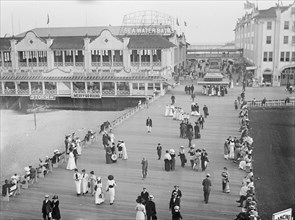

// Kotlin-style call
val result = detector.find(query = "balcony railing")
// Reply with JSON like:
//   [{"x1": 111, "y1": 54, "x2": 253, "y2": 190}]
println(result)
[
  {"x1": 102, "y1": 90, "x2": 115, "y2": 96},
  {"x1": 65, "y1": 62, "x2": 74, "y2": 67},
  {"x1": 39, "y1": 62, "x2": 48, "y2": 67},
  {"x1": 91, "y1": 62, "x2": 101, "y2": 67},
  {"x1": 45, "y1": 89, "x2": 57, "y2": 95},
  {"x1": 75, "y1": 62, "x2": 84, "y2": 67},
  {"x1": 102, "y1": 62, "x2": 111, "y2": 67},
  {"x1": 54, "y1": 62, "x2": 63, "y2": 67},
  {"x1": 31, "y1": 89, "x2": 43, "y2": 95},
  {"x1": 18, "y1": 89, "x2": 30, "y2": 95},
  {"x1": 4, "y1": 89, "x2": 16, "y2": 95},
  {"x1": 58, "y1": 90, "x2": 71, "y2": 95},
  {"x1": 73, "y1": 89, "x2": 85, "y2": 94},
  {"x1": 113, "y1": 62, "x2": 123, "y2": 67},
  {"x1": 153, "y1": 61, "x2": 161, "y2": 66},
  {"x1": 3, "y1": 62, "x2": 12, "y2": 68},
  {"x1": 28, "y1": 62, "x2": 37, "y2": 67},
  {"x1": 117, "y1": 90, "x2": 130, "y2": 96},
  {"x1": 131, "y1": 62, "x2": 140, "y2": 67},
  {"x1": 141, "y1": 62, "x2": 150, "y2": 67}
]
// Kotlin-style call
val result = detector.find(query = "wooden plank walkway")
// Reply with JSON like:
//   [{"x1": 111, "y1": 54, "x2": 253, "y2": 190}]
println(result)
[{"x1": 0, "y1": 85, "x2": 288, "y2": 220}]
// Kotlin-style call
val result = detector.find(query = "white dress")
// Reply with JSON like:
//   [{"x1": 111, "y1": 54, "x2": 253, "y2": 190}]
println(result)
[
  {"x1": 135, "y1": 203, "x2": 146, "y2": 220},
  {"x1": 66, "y1": 152, "x2": 76, "y2": 170},
  {"x1": 165, "y1": 105, "x2": 169, "y2": 116},
  {"x1": 76, "y1": 140, "x2": 82, "y2": 155},
  {"x1": 81, "y1": 173, "x2": 89, "y2": 194},
  {"x1": 106, "y1": 180, "x2": 116, "y2": 204},
  {"x1": 122, "y1": 143, "x2": 128, "y2": 160},
  {"x1": 95, "y1": 183, "x2": 105, "y2": 204},
  {"x1": 228, "y1": 142, "x2": 235, "y2": 159},
  {"x1": 73, "y1": 172, "x2": 82, "y2": 194}
]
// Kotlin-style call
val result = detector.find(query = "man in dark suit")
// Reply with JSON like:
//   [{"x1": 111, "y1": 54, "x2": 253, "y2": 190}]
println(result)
[
  {"x1": 146, "y1": 195, "x2": 157, "y2": 220},
  {"x1": 202, "y1": 173, "x2": 212, "y2": 204},
  {"x1": 146, "y1": 117, "x2": 153, "y2": 133},
  {"x1": 171, "y1": 185, "x2": 182, "y2": 200},
  {"x1": 42, "y1": 194, "x2": 52, "y2": 220},
  {"x1": 140, "y1": 187, "x2": 149, "y2": 205},
  {"x1": 169, "y1": 192, "x2": 180, "y2": 215}
]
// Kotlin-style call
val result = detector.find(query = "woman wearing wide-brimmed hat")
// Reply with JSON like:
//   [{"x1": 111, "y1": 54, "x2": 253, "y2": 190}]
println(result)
[
  {"x1": 135, "y1": 196, "x2": 146, "y2": 220},
  {"x1": 51, "y1": 195, "x2": 61, "y2": 220},
  {"x1": 106, "y1": 175, "x2": 116, "y2": 205}
]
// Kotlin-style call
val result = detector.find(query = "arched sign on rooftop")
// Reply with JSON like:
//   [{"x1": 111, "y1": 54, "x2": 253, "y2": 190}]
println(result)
[{"x1": 119, "y1": 10, "x2": 175, "y2": 36}]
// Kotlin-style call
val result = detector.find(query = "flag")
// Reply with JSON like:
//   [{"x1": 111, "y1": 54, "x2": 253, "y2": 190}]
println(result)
[
  {"x1": 47, "y1": 14, "x2": 50, "y2": 24},
  {"x1": 176, "y1": 18, "x2": 179, "y2": 26},
  {"x1": 244, "y1": 0, "x2": 255, "y2": 9},
  {"x1": 184, "y1": 21, "x2": 187, "y2": 27}
]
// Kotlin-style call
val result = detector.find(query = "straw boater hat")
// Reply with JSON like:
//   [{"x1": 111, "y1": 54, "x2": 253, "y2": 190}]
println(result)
[
  {"x1": 206, "y1": 173, "x2": 210, "y2": 177},
  {"x1": 174, "y1": 206, "x2": 180, "y2": 211}
]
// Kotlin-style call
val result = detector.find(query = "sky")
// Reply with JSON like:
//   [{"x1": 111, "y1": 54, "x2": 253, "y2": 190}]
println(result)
[{"x1": 0, "y1": 0, "x2": 294, "y2": 44}]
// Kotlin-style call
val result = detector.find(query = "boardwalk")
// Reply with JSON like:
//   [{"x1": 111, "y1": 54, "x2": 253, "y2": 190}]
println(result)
[{"x1": 0, "y1": 84, "x2": 288, "y2": 220}]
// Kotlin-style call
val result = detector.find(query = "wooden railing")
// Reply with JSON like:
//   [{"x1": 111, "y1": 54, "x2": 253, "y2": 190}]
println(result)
[
  {"x1": 246, "y1": 98, "x2": 295, "y2": 108},
  {"x1": 110, "y1": 93, "x2": 161, "y2": 129}
]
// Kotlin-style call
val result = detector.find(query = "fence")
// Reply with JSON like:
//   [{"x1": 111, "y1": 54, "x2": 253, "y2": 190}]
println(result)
[{"x1": 246, "y1": 98, "x2": 295, "y2": 108}]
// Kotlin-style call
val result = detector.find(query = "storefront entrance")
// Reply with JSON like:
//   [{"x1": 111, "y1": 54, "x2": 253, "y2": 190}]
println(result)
[{"x1": 280, "y1": 66, "x2": 295, "y2": 85}]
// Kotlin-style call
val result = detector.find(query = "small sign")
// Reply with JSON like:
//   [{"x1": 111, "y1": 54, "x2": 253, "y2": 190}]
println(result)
[
  {"x1": 30, "y1": 94, "x2": 56, "y2": 100},
  {"x1": 272, "y1": 208, "x2": 292, "y2": 220},
  {"x1": 71, "y1": 93, "x2": 101, "y2": 99}
]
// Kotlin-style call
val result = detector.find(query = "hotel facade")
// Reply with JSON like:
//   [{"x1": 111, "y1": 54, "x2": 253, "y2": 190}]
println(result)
[
  {"x1": 0, "y1": 13, "x2": 187, "y2": 110},
  {"x1": 234, "y1": 2, "x2": 295, "y2": 86}
]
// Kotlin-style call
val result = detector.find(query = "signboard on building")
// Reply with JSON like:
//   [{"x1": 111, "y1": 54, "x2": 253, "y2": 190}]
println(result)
[
  {"x1": 272, "y1": 208, "x2": 293, "y2": 220},
  {"x1": 71, "y1": 93, "x2": 101, "y2": 99},
  {"x1": 30, "y1": 94, "x2": 56, "y2": 100},
  {"x1": 122, "y1": 26, "x2": 172, "y2": 36}
]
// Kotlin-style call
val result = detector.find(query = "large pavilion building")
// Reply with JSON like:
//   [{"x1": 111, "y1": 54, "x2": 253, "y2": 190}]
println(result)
[{"x1": 0, "y1": 11, "x2": 187, "y2": 110}]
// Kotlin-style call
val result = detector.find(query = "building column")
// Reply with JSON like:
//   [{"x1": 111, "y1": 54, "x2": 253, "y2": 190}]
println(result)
[
  {"x1": 1, "y1": 82, "x2": 4, "y2": 94},
  {"x1": 100, "y1": 50, "x2": 103, "y2": 67},
  {"x1": 70, "y1": 82, "x2": 73, "y2": 94},
  {"x1": 144, "y1": 82, "x2": 148, "y2": 96},
  {"x1": 99, "y1": 82, "x2": 102, "y2": 95},
  {"x1": 150, "y1": 50, "x2": 153, "y2": 67},
  {"x1": 62, "y1": 50, "x2": 65, "y2": 66},
  {"x1": 26, "y1": 52, "x2": 29, "y2": 67},
  {"x1": 42, "y1": 82, "x2": 45, "y2": 95},
  {"x1": 36, "y1": 51, "x2": 39, "y2": 67},
  {"x1": 129, "y1": 82, "x2": 132, "y2": 95},
  {"x1": 73, "y1": 50, "x2": 76, "y2": 66},
  {"x1": 114, "y1": 82, "x2": 117, "y2": 96},
  {"x1": 15, "y1": 82, "x2": 18, "y2": 95},
  {"x1": 85, "y1": 82, "x2": 88, "y2": 93},
  {"x1": 139, "y1": 50, "x2": 142, "y2": 67},
  {"x1": 28, "y1": 82, "x2": 32, "y2": 94},
  {"x1": 111, "y1": 50, "x2": 114, "y2": 67},
  {"x1": 1, "y1": 51, "x2": 4, "y2": 67}
]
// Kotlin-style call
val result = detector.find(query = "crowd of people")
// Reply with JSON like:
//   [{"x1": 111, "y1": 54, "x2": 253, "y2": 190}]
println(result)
[
  {"x1": 223, "y1": 93, "x2": 261, "y2": 220},
  {"x1": 201, "y1": 85, "x2": 229, "y2": 97}
]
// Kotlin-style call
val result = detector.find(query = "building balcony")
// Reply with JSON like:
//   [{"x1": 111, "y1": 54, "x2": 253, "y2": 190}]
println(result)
[
  {"x1": 73, "y1": 89, "x2": 86, "y2": 94},
  {"x1": 113, "y1": 62, "x2": 123, "y2": 67},
  {"x1": 131, "y1": 62, "x2": 140, "y2": 67},
  {"x1": 102, "y1": 62, "x2": 111, "y2": 67},
  {"x1": 117, "y1": 90, "x2": 130, "y2": 96},
  {"x1": 141, "y1": 62, "x2": 150, "y2": 67},
  {"x1": 91, "y1": 62, "x2": 101, "y2": 67},
  {"x1": 58, "y1": 90, "x2": 71, "y2": 95},
  {"x1": 54, "y1": 62, "x2": 64, "y2": 67}
]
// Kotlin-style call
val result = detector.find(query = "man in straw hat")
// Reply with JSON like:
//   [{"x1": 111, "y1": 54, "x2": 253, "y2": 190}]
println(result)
[
  {"x1": 202, "y1": 173, "x2": 212, "y2": 204},
  {"x1": 146, "y1": 195, "x2": 157, "y2": 220},
  {"x1": 42, "y1": 194, "x2": 52, "y2": 220}
]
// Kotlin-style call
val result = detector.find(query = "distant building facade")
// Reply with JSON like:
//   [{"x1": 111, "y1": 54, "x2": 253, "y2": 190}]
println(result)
[
  {"x1": 0, "y1": 12, "x2": 187, "y2": 110},
  {"x1": 234, "y1": 2, "x2": 295, "y2": 86}
]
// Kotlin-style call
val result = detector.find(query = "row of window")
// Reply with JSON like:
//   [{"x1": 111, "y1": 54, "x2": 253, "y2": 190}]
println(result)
[
  {"x1": 267, "y1": 21, "x2": 295, "y2": 30},
  {"x1": 266, "y1": 35, "x2": 295, "y2": 44},
  {"x1": 263, "y1": 51, "x2": 295, "y2": 62}
]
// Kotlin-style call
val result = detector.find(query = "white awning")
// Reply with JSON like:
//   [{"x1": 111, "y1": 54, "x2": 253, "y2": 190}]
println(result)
[{"x1": 246, "y1": 66, "x2": 257, "y2": 70}]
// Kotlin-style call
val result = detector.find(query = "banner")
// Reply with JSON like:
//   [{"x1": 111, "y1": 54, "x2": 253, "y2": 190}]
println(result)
[
  {"x1": 272, "y1": 208, "x2": 292, "y2": 220},
  {"x1": 30, "y1": 94, "x2": 56, "y2": 100},
  {"x1": 71, "y1": 93, "x2": 101, "y2": 99}
]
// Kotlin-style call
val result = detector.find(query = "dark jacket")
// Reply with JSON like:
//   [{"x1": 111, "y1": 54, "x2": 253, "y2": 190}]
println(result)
[
  {"x1": 202, "y1": 178, "x2": 212, "y2": 192},
  {"x1": 42, "y1": 199, "x2": 52, "y2": 215},
  {"x1": 169, "y1": 197, "x2": 180, "y2": 212},
  {"x1": 51, "y1": 200, "x2": 61, "y2": 219},
  {"x1": 146, "y1": 118, "x2": 152, "y2": 127},
  {"x1": 146, "y1": 200, "x2": 157, "y2": 217}
]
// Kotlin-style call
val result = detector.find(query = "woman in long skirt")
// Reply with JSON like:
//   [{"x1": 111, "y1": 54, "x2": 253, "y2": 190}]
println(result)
[
  {"x1": 121, "y1": 141, "x2": 128, "y2": 160},
  {"x1": 81, "y1": 169, "x2": 89, "y2": 195},
  {"x1": 89, "y1": 171, "x2": 97, "y2": 196},
  {"x1": 76, "y1": 138, "x2": 82, "y2": 155},
  {"x1": 73, "y1": 169, "x2": 82, "y2": 196},
  {"x1": 135, "y1": 196, "x2": 146, "y2": 220},
  {"x1": 165, "y1": 105, "x2": 169, "y2": 117},
  {"x1": 106, "y1": 175, "x2": 116, "y2": 205},
  {"x1": 95, "y1": 177, "x2": 105, "y2": 205},
  {"x1": 221, "y1": 167, "x2": 230, "y2": 193},
  {"x1": 178, "y1": 146, "x2": 186, "y2": 167},
  {"x1": 66, "y1": 149, "x2": 76, "y2": 170},
  {"x1": 105, "y1": 146, "x2": 112, "y2": 164},
  {"x1": 193, "y1": 150, "x2": 201, "y2": 171},
  {"x1": 223, "y1": 141, "x2": 229, "y2": 160},
  {"x1": 228, "y1": 140, "x2": 235, "y2": 159},
  {"x1": 51, "y1": 195, "x2": 61, "y2": 220}
]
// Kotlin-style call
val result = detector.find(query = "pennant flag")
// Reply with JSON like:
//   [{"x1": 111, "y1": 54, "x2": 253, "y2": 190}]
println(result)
[
  {"x1": 47, "y1": 14, "x2": 50, "y2": 24},
  {"x1": 184, "y1": 21, "x2": 187, "y2": 27},
  {"x1": 244, "y1": 0, "x2": 255, "y2": 9},
  {"x1": 176, "y1": 18, "x2": 179, "y2": 26}
]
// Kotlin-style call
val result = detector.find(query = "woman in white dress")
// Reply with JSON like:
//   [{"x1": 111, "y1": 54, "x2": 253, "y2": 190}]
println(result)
[
  {"x1": 73, "y1": 169, "x2": 82, "y2": 196},
  {"x1": 106, "y1": 175, "x2": 116, "y2": 205},
  {"x1": 121, "y1": 141, "x2": 128, "y2": 160},
  {"x1": 94, "y1": 177, "x2": 105, "y2": 205},
  {"x1": 228, "y1": 140, "x2": 235, "y2": 159},
  {"x1": 76, "y1": 138, "x2": 82, "y2": 155},
  {"x1": 66, "y1": 149, "x2": 76, "y2": 170},
  {"x1": 135, "y1": 196, "x2": 146, "y2": 220},
  {"x1": 81, "y1": 169, "x2": 89, "y2": 195},
  {"x1": 165, "y1": 105, "x2": 169, "y2": 117}
]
